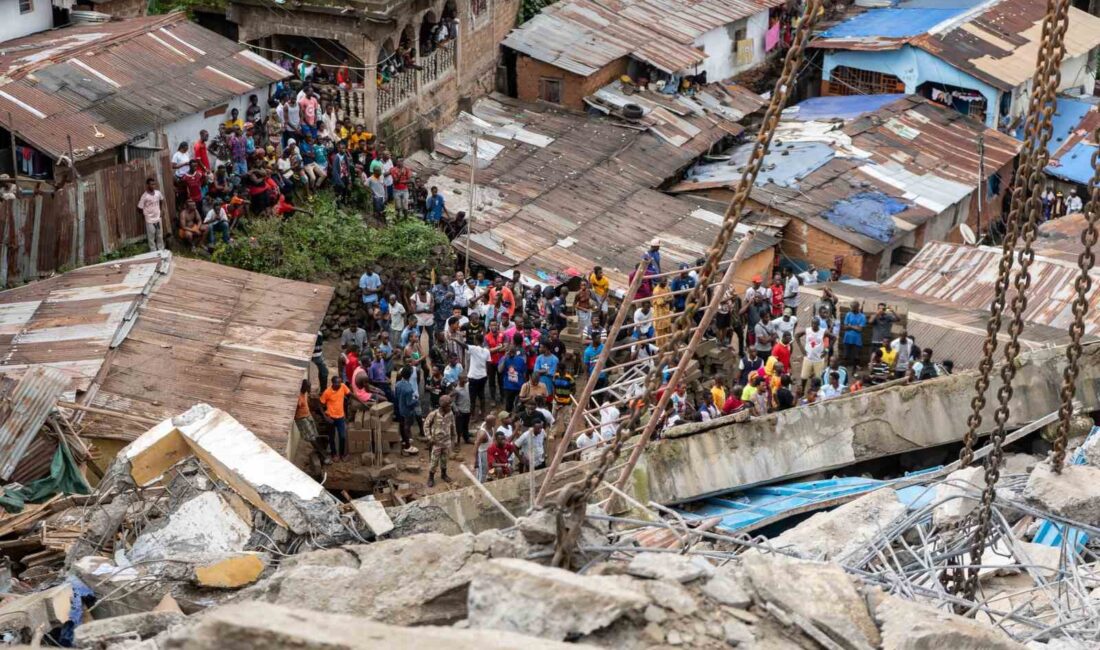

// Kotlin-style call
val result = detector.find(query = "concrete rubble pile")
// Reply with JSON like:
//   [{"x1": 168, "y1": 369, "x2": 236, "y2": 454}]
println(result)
[{"x1": 4, "y1": 404, "x2": 1100, "y2": 649}]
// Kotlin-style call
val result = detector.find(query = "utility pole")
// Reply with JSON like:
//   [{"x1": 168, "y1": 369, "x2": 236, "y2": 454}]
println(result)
[
  {"x1": 976, "y1": 132, "x2": 985, "y2": 242},
  {"x1": 464, "y1": 134, "x2": 477, "y2": 277}
]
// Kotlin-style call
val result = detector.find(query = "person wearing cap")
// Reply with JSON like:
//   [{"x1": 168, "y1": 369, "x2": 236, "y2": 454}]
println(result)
[
  {"x1": 424, "y1": 393, "x2": 456, "y2": 487},
  {"x1": 203, "y1": 197, "x2": 230, "y2": 246},
  {"x1": 647, "y1": 238, "x2": 662, "y2": 274},
  {"x1": 1067, "y1": 189, "x2": 1083, "y2": 214},
  {"x1": 136, "y1": 177, "x2": 166, "y2": 252},
  {"x1": 745, "y1": 274, "x2": 768, "y2": 303}
]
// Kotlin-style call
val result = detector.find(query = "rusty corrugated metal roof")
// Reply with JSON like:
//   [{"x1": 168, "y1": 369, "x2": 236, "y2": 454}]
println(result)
[
  {"x1": 0, "y1": 365, "x2": 68, "y2": 480},
  {"x1": 79, "y1": 257, "x2": 333, "y2": 452},
  {"x1": 813, "y1": 0, "x2": 1100, "y2": 92},
  {"x1": 427, "y1": 96, "x2": 777, "y2": 289},
  {"x1": 671, "y1": 95, "x2": 1021, "y2": 253},
  {"x1": 885, "y1": 240, "x2": 1100, "y2": 338},
  {"x1": 0, "y1": 14, "x2": 288, "y2": 160},
  {"x1": 503, "y1": 0, "x2": 785, "y2": 75}
]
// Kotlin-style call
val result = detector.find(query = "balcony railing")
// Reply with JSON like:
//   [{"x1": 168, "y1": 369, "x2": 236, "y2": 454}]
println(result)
[
  {"x1": 418, "y1": 40, "x2": 456, "y2": 88},
  {"x1": 377, "y1": 69, "x2": 416, "y2": 118}
]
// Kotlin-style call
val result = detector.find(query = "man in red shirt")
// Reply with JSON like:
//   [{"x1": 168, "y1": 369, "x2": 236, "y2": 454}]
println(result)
[
  {"x1": 484, "y1": 319, "x2": 507, "y2": 406},
  {"x1": 299, "y1": 88, "x2": 320, "y2": 139},
  {"x1": 771, "y1": 331, "x2": 793, "y2": 373},
  {"x1": 391, "y1": 158, "x2": 413, "y2": 216},
  {"x1": 193, "y1": 130, "x2": 211, "y2": 173},
  {"x1": 181, "y1": 160, "x2": 205, "y2": 204},
  {"x1": 485, "y1": 430, "x2": 516, "y2": 479},
  {"x1": 487, "y1": 277, "x2": 515, "y2": 319}
]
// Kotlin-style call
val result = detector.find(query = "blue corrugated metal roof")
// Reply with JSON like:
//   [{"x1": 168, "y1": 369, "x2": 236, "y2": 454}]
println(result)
[
  {"x1": 1046, "y1": 142, "x2": 1097, "y2": 185},
  {"x1": 1015, "y1": 97, "x2": 1094, "y2": 155},
  {"x1": 820, "y1": 7, "x2": 968, "y2": 38},
  {"x1": 677, "y1": 468, "x2": 942, "y2": 534},
  {"x1": 787, "y1": 94, "x2": 907, "y2": 121}
]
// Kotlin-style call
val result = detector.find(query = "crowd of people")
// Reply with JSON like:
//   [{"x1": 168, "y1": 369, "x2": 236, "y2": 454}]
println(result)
[
  {"x1": 139, "y1": 84, "x2": 467, "y2": 254},
  {"x1": 291, "y1": 239, "x2": 956, "y2": 491}
]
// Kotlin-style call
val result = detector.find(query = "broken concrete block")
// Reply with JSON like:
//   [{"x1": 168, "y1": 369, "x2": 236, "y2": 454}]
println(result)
[
  {"x1": 1024, "y1": 461, "x2": 1100, "y2": 525},
  {"x1": 516, "y1": 508, "x2": 557, "y2": 544},
  {"x1": 700, "y1": 572, "x2": 751, "y2": 608},
  {"x1": 351, "y1": 496, "x2": 394, "y2": 537},
  {"x1": 193, "y1": 553, "x2": 266, "y2": 589},
  {"x1": 644, "y1": 579, "x2": 697, "y2": 616},
  {"x1": 162, "y1": 601, "x2": 576, "y2": 650},
  {"x1": 466, "y1": 558, "x2": 648, "y2": 641},
  {"x1": 74, "y1": 611, "x2": 184, "y2": 649},
  {"x1": 0, "y1": 583, "x2": 72, "y2": 640},
  {"x1": 240, "y1": 533, "x2": 513, "y2": 626},
  {"x1": 771, "y1": 488, "x2": 906, "y2": 561},
  {"x1": 626, "y1": 552, "x2": 711, "y2": 583},
  {"x1": 121, "y1": 404, "x2": 344, "y2": 537},
  {"x1": 129, "y1": 491, "x2": 251, "y2": 562},
  {"x1": 876, "y1": 596, "x2": 1025, "y2": 649},
  {"x1": 741, "y1": 553, "x2": 880, "y2": 649},
  {"x1": 934, "y1": 467, "x2": 988, "y2": 528},
  {"x1": 1001, "y1": 453, "x2": 1044, "y2": 476}
]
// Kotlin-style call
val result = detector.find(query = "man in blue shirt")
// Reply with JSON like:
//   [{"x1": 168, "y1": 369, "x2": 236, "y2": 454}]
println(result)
[
  {"x1": 841, "y1": 301, "x2": 867, "y2": 369},
  {"x1": 394, "y1": 366, "x2": 421, "y2": 455},
  {"x1": 499, "y1": 347, "x2": 527, "y2": 413},
  {"x1": 670, "y1": 264, "x2": 695, "y2": 312},
  {"x1": 359, "y1": 265, "x2": 383, "y2": 329},
  {"x1": 533, "y1": 344, "x2": 558, "y2": 395},
  {"x1": 583, "y1": 333, "x2": 609, "y2": 390},
  {"x1": 425, "y1": 186, "x2": 448, "y2": 224}
]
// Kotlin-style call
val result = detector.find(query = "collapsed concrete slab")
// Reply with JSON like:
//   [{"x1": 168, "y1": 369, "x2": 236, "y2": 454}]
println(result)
[
  {"x1": 1024, "y1": 461, "x2": 1100, "y2": 525},
  {"x1": 119, "y1": 404, "x2": 345, "y2": 538},
  {"x1": 769, "y1": 488, "x2": 907, "y2": 561},
  {"x1": 161, "y1": 601, "x2": 579, "y2": 650},
  {"x1": 129, "y1": 491, "x2": 251, "y2": 562},
  {"x1": 73, "y1": 611, "x2": 184, "y2": 650},
  {"x1": 637, "y1": 343, "x2": 1100, "y2": 504},
  {"x1": 467, "y1": 559, "x2": 649, "y2": 641},
  {"x1": 876, "y1": 596, "x2": 1025, "y2": 649},
  {"x1": 237, "y1": 532, "x2": 530, "y2": 626}
]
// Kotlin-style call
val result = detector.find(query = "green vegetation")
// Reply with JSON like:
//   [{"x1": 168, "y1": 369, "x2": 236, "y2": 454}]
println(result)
[
  {"x1": 148, "y1": 0, "x2": 226, "y2": 15},
  {"x1": 211, "y1": 193, "x2": 452, "y2": 282},
  {"x1": 519, "y1": 0, "x2": 556, "y2": 22}
]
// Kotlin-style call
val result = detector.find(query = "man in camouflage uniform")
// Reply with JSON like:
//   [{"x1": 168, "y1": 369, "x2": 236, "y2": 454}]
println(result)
[{"x1": 425, "y1": 394, "x2": 456, "y2": 487}]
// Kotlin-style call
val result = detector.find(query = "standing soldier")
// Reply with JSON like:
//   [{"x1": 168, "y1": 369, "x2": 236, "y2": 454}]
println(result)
[{"x1": 425, "y1": 394, "x2": 456, "y2": 487}]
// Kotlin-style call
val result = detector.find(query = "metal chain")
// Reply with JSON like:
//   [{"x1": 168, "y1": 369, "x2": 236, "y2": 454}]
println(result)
[
  {"x1": 1052, "y1": 126, "x2": 1100, "y2": 471},
  {"x1": 957, "y1": 0, "x2": 1072, "y2": 602},
  {"x1": 549, "y1": 0, "x2": 826, "y2": 569}
]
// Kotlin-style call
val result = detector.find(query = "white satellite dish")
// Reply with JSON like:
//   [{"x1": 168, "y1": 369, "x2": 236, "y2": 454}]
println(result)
[{"x1": 960, "y1": 223, "x2": 977, "y2": 246}]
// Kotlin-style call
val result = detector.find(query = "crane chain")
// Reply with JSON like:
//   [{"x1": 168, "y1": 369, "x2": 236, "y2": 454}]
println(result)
[
  {"x1": 549, "y1": 0, "x2": 826, "y2": 569},
  {"x1": 1052, "y1": 126, "x2": 1100, "y2": 471},
  {"x1": 956, "y1": 0, "x2": 1072, "y2": 603}
]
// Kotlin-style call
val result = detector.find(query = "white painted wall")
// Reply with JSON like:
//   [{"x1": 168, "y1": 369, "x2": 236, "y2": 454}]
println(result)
[
  {"x1": 690, "y1": 10, "x2": 770, "y2": 81},
  {"x1": 135, "y1": 85, "x2": 274, "y2": 164},
  {"x1": 0, "y1": 0, "x2": 53, "y2": 44}
]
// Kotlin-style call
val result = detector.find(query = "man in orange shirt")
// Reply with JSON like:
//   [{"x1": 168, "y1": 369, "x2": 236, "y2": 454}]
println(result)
[{"x1": 319, "y1": 375, "x2": 350, "y2": 461}]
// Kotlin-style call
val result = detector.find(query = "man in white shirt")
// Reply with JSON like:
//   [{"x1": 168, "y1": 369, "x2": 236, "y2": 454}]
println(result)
[
  {"x1": 171, "y1": 142, "x2": 191, "y2": 179},
  {"x1": 797, "y1": 319, "x2": 827, "y2": 393},
  {"x1": 633, "y1": 304, "x2": 655, "y2": 340},
  {"x1": 466, "y1": 342, "x2": 490, "y2": 417},
  {"x1": 513, "y1": 420, "x2": 547, "y2": 470},
  {"x1": 389, "y1": 293, "x2": 407, "y2": 343},
  {"x1": 599, "y1": 402, "x2": 620, "y2": 442},
  {"x1": 380, "y1": 151, "x2": 395, "y2": 202},
  {"x1": 1067, "y1": 190, "x2": 1083, "y2": 214},
  {"x1": 820, "y1": 371, "x2": 843, "y2": 400},
  {"x1": 137, "y1": 178, "x2": 165, "y2": 252},
  {"x1": 798, "y1": 265, "x2": 818, "y2": 286},
  {"x1": 450, "y1": 271, "x2": 474, "y2": 312},
  {"x1": 575, "y1": 430, "x2": 599, "y2": 458},
  {"x1": 890, "y1": 331, "x2": 916, "y2": 379},
  {"x1": 783, "y1": 270, "x2": 800, "y2": 310},
  {"x1": 203, "y1": 198, "x2": 230, "y2": 246},
  {"x1": 771, "y1": 308, "x2": 797, "y2": 340}
]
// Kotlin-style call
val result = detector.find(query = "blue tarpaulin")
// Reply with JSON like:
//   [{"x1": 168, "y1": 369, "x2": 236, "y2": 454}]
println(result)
[
  {"x1": 1046, "y1": 142, "x2": 1098, "y2": 186},
  {"x1": 1014, "y1": 97, "x2": 1094, "y2": 156},
  {"x1": 820, "y1": 4, "x2": 975, "y2": 39},
  {"x1": 823, "y1": 192, "x2": 907, "y2": 243},
  {"x1": 787, "y1": 94, "x2": 906, "y2": 122}
]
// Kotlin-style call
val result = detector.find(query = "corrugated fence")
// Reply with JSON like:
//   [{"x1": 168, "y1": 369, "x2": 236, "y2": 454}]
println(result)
[{"x1": 0, "y1": 152, "x2": 174, "y2": 287}]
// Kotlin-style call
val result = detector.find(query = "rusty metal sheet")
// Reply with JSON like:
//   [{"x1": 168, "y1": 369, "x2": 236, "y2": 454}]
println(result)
[
  {"x1": 0, "y1": 365, "x2": 68, "y2": 479},
  {"x1": 0, "y1": 15, "x2": 287, "y2": 160},
  {"x1": 504, "y1": 0, "x2": 783, "y2": 75}
]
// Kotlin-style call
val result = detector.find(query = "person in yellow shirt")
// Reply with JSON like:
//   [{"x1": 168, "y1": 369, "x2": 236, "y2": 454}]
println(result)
[
  {"x1": 223, "y1": 107, "x2": 244, "y2": 132},
  {"x1": 880, "y1": 343, "x2": 897, "y2": 368},
  {"x1": 589, "y1": 266, "x2": 611, "y2": 314},
  {"x1": 319, "y1": 375, "x2": 350, "y2": 462},
  {"x1": 710, "y1": 375, "x2": 727, "y2": 411}
]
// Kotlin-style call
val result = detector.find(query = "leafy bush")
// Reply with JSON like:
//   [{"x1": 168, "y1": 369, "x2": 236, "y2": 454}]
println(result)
[{"x1": 211, "y1": 193, "x2": 452, "y2": 282}]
